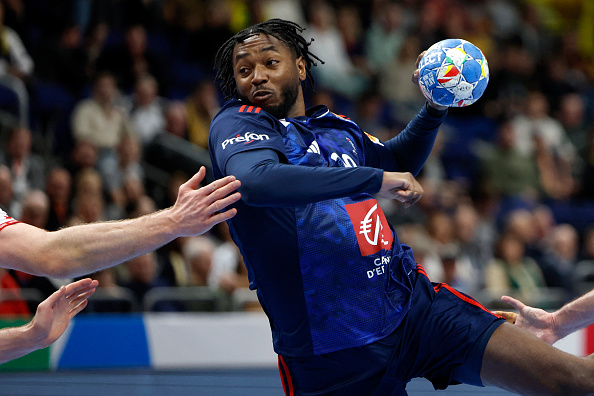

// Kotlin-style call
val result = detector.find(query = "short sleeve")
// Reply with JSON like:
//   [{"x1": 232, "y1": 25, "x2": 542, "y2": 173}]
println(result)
[{"x1": 0, "y1": 209, "x2": 19, "y2": 231}]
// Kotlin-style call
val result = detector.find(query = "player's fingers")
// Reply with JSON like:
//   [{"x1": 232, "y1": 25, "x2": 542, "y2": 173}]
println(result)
[
  {"x1": 494, "y1": 311, "x2": 518, "y2": 324},
  {"x1": 501, "y1": 295, "x2": 526, "y2": 311},
  {"x1": 65, "y1": 280, "x2": 98, "y2": 299},
  {"x1": 182, "y1": 167, "x2": 207, "y2": 191},
  {"x1": 412, "y1": 69, "x2": 420, "y2": 84},
  {"x1": 210, "y1": 192, "x2": 241, "y2": 212},
  {"x1": 415, "y1": 51, "x2": 426, "y2": 68},
  {"x1": 207, "y1": 208, "x2": 238, "y2": 226},
  {"x1": 43, "y1": 286, "x2": 66, "y2": 310},
  {"x1": 200, "y1": 176, "x2": 238, "y2": 200},
  {"x1": 69, "y1": 299, "x2": 89, "y2": 318},
  {"x1": 204, "y1": 180, "x2": 241, "y2": 206},
  {"x1": 63, "y1": 278, "x2": 96, "y2": 296},
  {"x1": 69, "y1": 288, "x2": 97, "y2": 306}
]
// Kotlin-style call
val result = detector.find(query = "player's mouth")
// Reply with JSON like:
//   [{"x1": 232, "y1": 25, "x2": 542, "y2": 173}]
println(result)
[{"x1": 251, "y1": 89, "x2": 273, "y2": 105}]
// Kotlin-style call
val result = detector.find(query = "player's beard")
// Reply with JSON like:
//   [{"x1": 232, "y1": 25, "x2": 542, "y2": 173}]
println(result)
[{"x1": 242, "y1": 80, "x2": 299, "y2": 119}]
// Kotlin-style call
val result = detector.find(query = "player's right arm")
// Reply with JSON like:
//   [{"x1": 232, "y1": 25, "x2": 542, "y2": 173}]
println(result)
[
  {"x1": 0, "y1": 167, "x2": 241, "y2": 278},
  {"x1": 498, "y1": 291, "x2": 594, "y2": 344}
]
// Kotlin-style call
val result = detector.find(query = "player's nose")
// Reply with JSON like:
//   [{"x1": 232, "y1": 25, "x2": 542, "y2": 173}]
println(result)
[{"x1": 251, "y1": 64, "x2": 268, "y2": 85}]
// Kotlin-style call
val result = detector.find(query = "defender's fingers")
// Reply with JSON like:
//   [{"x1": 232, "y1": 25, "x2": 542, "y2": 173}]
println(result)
[
  {"x1": 501, "y1": 295, "x2": 527, "y2": 311},
  {"x1": 69, "y1": 299, "x2": 89, "y2": 318},
  {"x1": 182, "y1": 167, "x2": 207, "y2": 191}
]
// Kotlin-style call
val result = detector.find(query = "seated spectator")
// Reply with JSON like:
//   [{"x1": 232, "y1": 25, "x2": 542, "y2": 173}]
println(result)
[
  {"x1": 70, "y1": 71, "x2": 136, "y2": 170},
  {"x1": 0, "y1": 126, "x2": 45, "y2": 203},
  {"x1": 484, "y1": 234, "x2": 547, "y2": 307},
  {"x1": 0, "y1": 0, "x2": 33, "y2": 127},
  {"x1": 119, "y1": 73, "x2": 168, "y2": 146},
  {"x1": 19, "y1": 189, "x2": 50, "y2": 229},
  {"x1": 95, "y1": 24, "x2": 168, "y2": 95},
  {"x1": 44, "y1": 167, "x2": 72, "y2": 231},
  {"x1": 185, "y1": 80, "x2": 220, "y2": 150},
  {"x1": 98, "y1": 134, "x2": 145, "y2": 212},
  {"x1": 121, "y1": 252, "x2": 178, "y2": 311},
  {"x1": 35, "y1": 22, "x2": 89, "y2": 96},
  {"x1": 538, "y1": 223, "x2": 579, "y2": 299},
  {"x1": 0, "y1": 165, "x2": 19, "y2": 218}
]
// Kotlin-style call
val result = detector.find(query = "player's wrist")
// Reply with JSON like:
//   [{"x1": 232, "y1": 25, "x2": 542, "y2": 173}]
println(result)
[{"x1": 426, "y1": 101, "x2": 448, "y2": 113}]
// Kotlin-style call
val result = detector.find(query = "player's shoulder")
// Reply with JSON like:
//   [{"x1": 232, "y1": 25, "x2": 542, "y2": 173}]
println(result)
[{"x1": 212, "y1": 99, "x2": 278, "y2": 126}]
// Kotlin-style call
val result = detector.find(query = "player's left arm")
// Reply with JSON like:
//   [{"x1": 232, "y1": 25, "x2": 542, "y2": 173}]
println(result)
[
  {"x1": 362, "y1": 102, "x2": 447, "y2": 175},
  {"x1": 0, "y1": 278, "x2": 97, "y2": 364}
]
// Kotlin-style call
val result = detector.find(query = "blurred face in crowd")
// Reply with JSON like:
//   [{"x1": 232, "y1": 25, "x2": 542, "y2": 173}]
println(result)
[{"x1": 94, "y1": 74, "x2": 118, "y2": 104}]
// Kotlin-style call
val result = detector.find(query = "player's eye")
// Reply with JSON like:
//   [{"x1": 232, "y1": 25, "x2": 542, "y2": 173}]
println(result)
[
  {"x1": 267, "y1": 59, "x2": 279, "y2": 66},
  {"x1": 238, "y1": 67, "x2": 250, "y2": 75}
]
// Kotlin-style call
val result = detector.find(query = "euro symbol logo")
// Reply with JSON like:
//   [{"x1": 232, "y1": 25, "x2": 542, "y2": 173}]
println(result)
[{"x1": 359, "y1": 203, "x2": 389, "y2": 246}]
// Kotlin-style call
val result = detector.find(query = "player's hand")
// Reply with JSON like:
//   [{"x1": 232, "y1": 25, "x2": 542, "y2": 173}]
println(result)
[
  {"x1": 170, "y1": 166, "x2": 241, "y2": 237},
  {"x1": 497, "y1": 295, "x2": 559, "y2": 345},
  {"x1": 29, "y1": 278, "x2": 98, "y2": 349},
  {"x1": 376, "y1": 171, "x2": 423, "y2": 208},
  {"x1": 412, "y1": 50, "x2": 448, "y2": 112}
]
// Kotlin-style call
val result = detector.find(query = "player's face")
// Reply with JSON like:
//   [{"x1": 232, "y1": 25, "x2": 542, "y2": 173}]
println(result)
[{"x1": 233, "y1": 34, "x2": 307, "y2": 119}]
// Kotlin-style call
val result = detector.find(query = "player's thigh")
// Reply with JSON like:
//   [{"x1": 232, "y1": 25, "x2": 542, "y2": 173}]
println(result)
[{"x1": 481, "y1": 322, "x2": 594, "y2": 396}]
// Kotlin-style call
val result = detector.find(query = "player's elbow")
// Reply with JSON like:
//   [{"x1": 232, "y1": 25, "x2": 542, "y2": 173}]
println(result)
[{"x1": 38, "y1": 258, "x2": 72, "y2": 278}]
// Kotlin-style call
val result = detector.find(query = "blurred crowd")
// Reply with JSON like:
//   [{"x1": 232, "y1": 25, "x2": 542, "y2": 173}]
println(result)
[{"x1": 1, "y1": 0, "x2": 594, "y2": 315}]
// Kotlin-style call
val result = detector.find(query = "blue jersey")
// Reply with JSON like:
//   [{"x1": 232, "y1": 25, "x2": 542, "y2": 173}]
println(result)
[{"x1": 209, "y1": 100, "x2": 444, "y2": 356}]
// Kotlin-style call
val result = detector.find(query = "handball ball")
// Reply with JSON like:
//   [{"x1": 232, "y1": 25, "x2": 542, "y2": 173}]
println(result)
[{"x1": 418, "y1": 38, "x2": 489, "y2": 107}]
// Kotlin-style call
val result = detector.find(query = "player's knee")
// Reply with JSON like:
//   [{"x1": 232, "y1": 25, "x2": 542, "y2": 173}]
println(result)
[{"x1": 552, "y1": 359, "x2": 594, "y2": 396}]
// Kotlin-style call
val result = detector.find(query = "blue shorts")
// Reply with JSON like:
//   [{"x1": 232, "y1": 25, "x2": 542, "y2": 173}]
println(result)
[{"x1": 278, "y1": 265, "x2": 505, "y2": 396}]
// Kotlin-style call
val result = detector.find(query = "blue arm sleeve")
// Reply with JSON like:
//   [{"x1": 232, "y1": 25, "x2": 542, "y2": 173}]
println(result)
[
  {"x1": 365, "y1": 102, "x2": 447, "y2": 175},
  {"x1": 226, "y1": 149, "x2": 384, "y2": 207}
]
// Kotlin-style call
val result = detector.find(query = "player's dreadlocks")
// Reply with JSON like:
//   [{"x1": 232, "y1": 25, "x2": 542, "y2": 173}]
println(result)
[{"x1": 214, "y1": 18, "x2": 324, "y2": 101}]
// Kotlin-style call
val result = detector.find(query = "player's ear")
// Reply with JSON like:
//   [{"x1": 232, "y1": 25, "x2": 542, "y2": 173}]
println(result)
[{"x1": 296, "y1": 56, "x2": 306, "y2": 82}]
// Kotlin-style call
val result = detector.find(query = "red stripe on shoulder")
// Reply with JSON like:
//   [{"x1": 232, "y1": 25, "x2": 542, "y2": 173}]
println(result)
[
  {"x1": 255, "y1": 107, "x2": 262, "y2": 113},
  {"x1": 238, "y1": 105, "x2": 247, "y2": 113},
  {"x1": 247, "y1": 106, "x2": 254, "y2": 113}
]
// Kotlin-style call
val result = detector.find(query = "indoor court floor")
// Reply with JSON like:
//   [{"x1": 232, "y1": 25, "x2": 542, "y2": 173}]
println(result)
[{"x1": 0, "y1": 368, "x2": 516, "y2": 395}]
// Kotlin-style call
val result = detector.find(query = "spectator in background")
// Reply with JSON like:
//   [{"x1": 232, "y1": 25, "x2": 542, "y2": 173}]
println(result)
[
  {"x1": 120, "y1": 73, "x2": 167, "y2": 146},
  {"x1": 185, "y1": 79, "x2": 220, "y2": 150},
  {"x1": 210, "y1": 222, "x2": 249, "y2": 296},
  {"x1": 477, "y1": 118, "x2": 541, "y2": 201},
  {"x1": 121, "y1": 252, "x2": 168, "y2": 310},
  {"x1": 557, "y1": 93, "x2": 588, "y2": 155},
  {"x1": 335, "y1": 4, "x2": 367, "y2": 72},
  {"x1": 0, "y1": 0, "x2": 33, "y2": 126},
  {"x1": 365, "y1": 1, "x2": 405, "y2": 75},
  {"x1": 0, "y1": 126, "x2": 45, "y2": 203},
  {"x1": 163, "y1": 101, "x2": 188, "y2": 139},
  {"x1": 35, "y1": 22, "x2": 89, "y2": 97},
  {"x1": 44, "y1": 167, "x2": 72, "y2": 231},
  {"x1": 511, "y1": 91, "x2": 576, "y2": 168},
  {"x1": 378, "y1": 35, "x2": 426, "y2": 124},
  {"x1": 96, "y1": 23, "x2": 168, "y2": 95},
  {"x1": 484, "y1": 233, "x2": 547, "y2": 307},
  {"x1": 538, "y1": 223, "x2": 579, "y2": 299},
  {"x1": 99, "y1": 133, "x2": 144, "y2": 212},
  {"x1": 183, "y1": 236, "x2": 215, "y2": 288},
  {"x1": 306, "y1": 1, "x2": 369, "y2": 99},
  {"x1": 0, "y1": 165, "x2": 19, "y2": 218},
  {"x1": 19, "y1": 189, "x2": 49, "y2": 229},
  {"x1": 71, "y1": 71, "x2": 136, "y2": 175}
]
